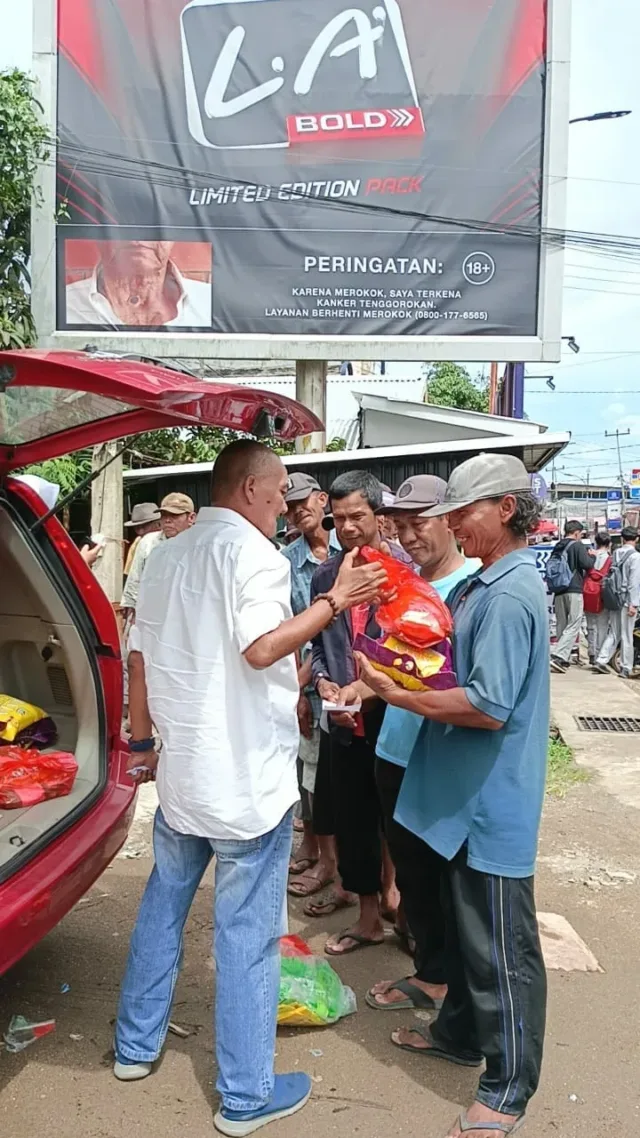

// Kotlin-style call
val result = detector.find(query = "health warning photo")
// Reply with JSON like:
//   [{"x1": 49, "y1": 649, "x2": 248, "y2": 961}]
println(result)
[{"x1": 55, "y1": 0, "x2": 549, "y2": 337}]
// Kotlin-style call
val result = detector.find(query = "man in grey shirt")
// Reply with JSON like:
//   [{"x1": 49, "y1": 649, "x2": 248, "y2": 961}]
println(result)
[{"x1": 594, "y1": 526, "x2": 640, "y2": 678}]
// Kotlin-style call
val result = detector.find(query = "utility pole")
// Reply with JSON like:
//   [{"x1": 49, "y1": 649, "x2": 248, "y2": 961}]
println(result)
[
  {"x1": 605, "y1": 428, "x2": 630, "y2": 515},
  {"x1": 295, "y1": 360, "x2": 327, "y2": 454},
  {"x1": 91, "y1": 441, "x2": 124, "y2": 603}
]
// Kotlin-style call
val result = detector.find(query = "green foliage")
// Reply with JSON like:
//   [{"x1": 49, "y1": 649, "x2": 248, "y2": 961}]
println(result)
[
  {"x1": 0, "y1": 69, "x2": 50, "y2": 348},
  {"x1": 326, "y1": 436, "x2": 347, "y2": 452},
  {"x1": 546, "y1": 734, "x2": 590, "y2": 798},
  {"x1": 126, "y1": 426, "x2": 297, "y2": 467},
  {"x1": 423, "y1": 362, "x2": 490, "y2": 413},
  {"x1": 25, "y1": 452, "x2": 92, "y2": 495}
]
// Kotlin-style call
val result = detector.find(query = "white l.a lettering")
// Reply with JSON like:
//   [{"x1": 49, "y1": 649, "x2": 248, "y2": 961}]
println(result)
[
  {"x1": 204, "y1": 25, "x2": 284, "y2": 119},
  {"x1": 294, "y1": 9, "x2": 385, "y2": 95}
]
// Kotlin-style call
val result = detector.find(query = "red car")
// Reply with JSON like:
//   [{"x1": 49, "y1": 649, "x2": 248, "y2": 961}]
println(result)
[{"x1": 0, "y1": 349, "x2": 320, "y2": 976}]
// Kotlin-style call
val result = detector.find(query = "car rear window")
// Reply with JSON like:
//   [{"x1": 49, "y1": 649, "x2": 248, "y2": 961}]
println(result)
[{"x1": 0, "y1": 386, "x2": 134, "y2": 445}]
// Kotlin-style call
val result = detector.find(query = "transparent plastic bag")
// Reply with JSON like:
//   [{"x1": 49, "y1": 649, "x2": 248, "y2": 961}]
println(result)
[{"x1": 278, "y1": 936, "x2": 357, "y2": 1027}]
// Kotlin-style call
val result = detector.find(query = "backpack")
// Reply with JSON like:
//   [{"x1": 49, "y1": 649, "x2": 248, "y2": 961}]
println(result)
[
  {"x1": 602, "y1": 548, "x2": 634, "y2": 612},
  {"x1": 583, "y1": 557, "x2": 611, "y2": 614},
  {"x1": 545, "y1": 541, "x2": 576, "y2": 594}
]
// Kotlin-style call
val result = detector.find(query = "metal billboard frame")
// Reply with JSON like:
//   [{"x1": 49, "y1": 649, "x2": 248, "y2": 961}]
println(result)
[{"x1": 31, "y1": 0, "x2": 570, "y2": 363}]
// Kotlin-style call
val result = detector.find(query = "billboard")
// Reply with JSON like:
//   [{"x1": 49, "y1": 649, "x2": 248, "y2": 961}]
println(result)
[{"x1": 38, "y1": 0, "x2": 569, "y2": 358}]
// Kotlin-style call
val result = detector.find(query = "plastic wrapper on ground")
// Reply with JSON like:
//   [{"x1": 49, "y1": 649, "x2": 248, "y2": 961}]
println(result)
[
  {"x1": 278, "y1": 936, "x2": 357, "y2": 1027},
  {"x1": 3, "y1": 1016, "x2": 56, "y2": 1052}
]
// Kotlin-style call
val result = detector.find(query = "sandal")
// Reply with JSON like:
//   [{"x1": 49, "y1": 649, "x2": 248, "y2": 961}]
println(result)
[
  {"x1": 325, "y1": 930, "x2": 385, "y2": 957},
  {"x1": 391, "y1": 1024, "x2": 483, "y2": 1067},
  {"x1": 287, "y1": 872, "x2": 334, "y2": 898},
  {"x1": 456, "y1": 1109, "x2": 525, "y2": 1134},
  {"x1": 303, "y1": 891, "x2": 356, "y2": 918},
  {"x1": 288, "y1": 856, "x2": 318, "y2": 875},
  {"x1": 365, "y1": 977, "x2": 444, "y2": 1012}
]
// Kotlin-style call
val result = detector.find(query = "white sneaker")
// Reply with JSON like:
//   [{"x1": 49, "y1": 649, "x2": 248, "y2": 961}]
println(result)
[{"x1": 113, "y1": 1059, "x2": 153, "y2": 1081}]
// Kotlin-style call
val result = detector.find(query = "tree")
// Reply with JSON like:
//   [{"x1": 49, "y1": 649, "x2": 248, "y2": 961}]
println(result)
[
  {"x1": 0, "y1": 69, "x2": 50, "y2": 348},
  {"x1": 423, "y1": 362, "x2": 489, "y2": 413}
]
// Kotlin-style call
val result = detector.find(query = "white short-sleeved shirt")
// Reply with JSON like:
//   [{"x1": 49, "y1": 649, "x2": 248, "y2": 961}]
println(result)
[{"x1": 135, "y1": 507, "x2": 300, "y2": 839}]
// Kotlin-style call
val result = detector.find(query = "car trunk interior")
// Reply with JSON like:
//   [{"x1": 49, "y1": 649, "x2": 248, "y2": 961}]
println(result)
[{"x1": 0, "y1": 502, "x2": 103, "y2": 873}]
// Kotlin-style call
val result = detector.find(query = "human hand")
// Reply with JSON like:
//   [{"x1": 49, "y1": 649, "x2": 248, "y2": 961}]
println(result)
[
  {"x1": 629, "y1": 605, "x2": 637, "y2": 618},
  {"x1": 297, "y1": 693, "x2": 314, "y2": 740},
  {"x1": 328, "y1": 684, "x2": 361, "y2": 730},
  {"x1": 126, "y1": 749, "x2": 159, "y2": 784},
  {"x1": 354, "y1": 652, "x2": 403, "y2": 704},
  {"x1": 317, "y1": 678, "x2": 340, "y2": 704},
  {"x1": 332, "y1": 549, "x2": 388, "y2": 611},
  {"x1": 80, "y1": 543, "x2": 100, "y2": 568}
]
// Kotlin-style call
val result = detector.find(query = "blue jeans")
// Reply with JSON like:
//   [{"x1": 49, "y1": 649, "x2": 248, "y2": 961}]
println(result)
[{"x1": 115, "y1": 806, "x2": 293, "y2": 1112}]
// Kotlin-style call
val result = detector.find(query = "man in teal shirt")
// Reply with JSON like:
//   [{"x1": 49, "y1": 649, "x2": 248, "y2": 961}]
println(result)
[
  {"x1": 355, "y1": 455, "x2": 549, "y2": 1138},
  {"x1": 363, "y1": 476, "x2": 480, "y2": 1016}
]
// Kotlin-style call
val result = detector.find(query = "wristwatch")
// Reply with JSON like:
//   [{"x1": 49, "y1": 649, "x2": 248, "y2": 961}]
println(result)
[{"x1": 128, "y1": 737, "x2": 155, "y2": 753}]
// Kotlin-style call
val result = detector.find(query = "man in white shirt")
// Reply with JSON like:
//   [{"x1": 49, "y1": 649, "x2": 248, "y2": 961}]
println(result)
[
  {"x1": 113, "y1": 440, "x2": 386, "y2": 1136},
  {"x1": 65, "y1": 240, "x2": 212, "y2": 328}
]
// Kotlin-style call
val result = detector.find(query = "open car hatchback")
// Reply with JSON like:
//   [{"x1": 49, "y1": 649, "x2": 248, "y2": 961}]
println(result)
[{"x1": 0, "y1": 350, "x2": 321, "y2": 976}]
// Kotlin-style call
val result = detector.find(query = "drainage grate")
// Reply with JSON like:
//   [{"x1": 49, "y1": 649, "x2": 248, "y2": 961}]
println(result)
[{"x1": 575, "y1": 715, "x2": 640, "y2": 733}]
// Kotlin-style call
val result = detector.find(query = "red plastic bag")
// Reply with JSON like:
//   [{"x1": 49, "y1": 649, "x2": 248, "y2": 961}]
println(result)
[
  {"x1": 0, "y1": 747, "x2": 78, "y2": 809},
  {"x1": 359, "y1": 546, "x2": 453, "y2": 648}
]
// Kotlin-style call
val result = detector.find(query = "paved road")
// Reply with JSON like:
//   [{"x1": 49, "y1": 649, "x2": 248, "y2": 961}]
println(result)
[{"x1": 1, "y1": 767, "x2": 638, "y2": 1137}]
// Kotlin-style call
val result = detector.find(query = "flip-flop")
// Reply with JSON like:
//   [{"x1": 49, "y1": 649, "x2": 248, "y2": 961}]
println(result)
[
  {"x1": 365, "y1": 977, "x2": 444, "y2": 1012},
  {"x1": 288, "y1": 857, "x2": 318, "y2": 875},
  {"x1": 303, "y1": 891, "x2": 356, "y2": 918},
  {"x1": 456, "y1": 1109, "x2": 525, "y2": 1134},
  {"x1": 325, "y1": 930, "x2": 385, "y2": 957},
  {"x1": 287, "y1": 872, "x2": 334, "y2": 898},
  {"x1": 391, "y1": 1024, "x2": 483, "y2": 1067}
]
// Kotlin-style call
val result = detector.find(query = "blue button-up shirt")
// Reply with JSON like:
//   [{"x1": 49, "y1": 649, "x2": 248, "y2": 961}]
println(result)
[
  {"x1": 396, "y1": 548, "x2": 550, "y2": 879},
  {"x1": 282, "y1": 531, "x2": 341, "y2": 720}
]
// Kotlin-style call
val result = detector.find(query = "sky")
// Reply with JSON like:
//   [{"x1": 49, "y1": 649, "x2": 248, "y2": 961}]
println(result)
[{"x1": 1, "y1": 0, "x2": 638, "y2": 486}]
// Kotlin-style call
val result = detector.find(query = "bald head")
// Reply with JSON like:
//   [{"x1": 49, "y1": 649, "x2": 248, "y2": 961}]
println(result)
[{"x1": 211, "y1": 440, "x2": 288, "y2": 539}]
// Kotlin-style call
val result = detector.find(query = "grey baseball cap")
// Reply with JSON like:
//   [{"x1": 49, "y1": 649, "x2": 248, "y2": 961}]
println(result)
[
  {"x1": 422, "y1": 454, "x2": 531, "y2": 517},
  {"x1": 285, "y1": 471, "x2": 322, "y2": 504},
  {"x1": 376, "y1": 475, "x2": 447, "y2": 516},
  {"x1": 124, "y1": 502, "x2": 160, "y2": 528}
]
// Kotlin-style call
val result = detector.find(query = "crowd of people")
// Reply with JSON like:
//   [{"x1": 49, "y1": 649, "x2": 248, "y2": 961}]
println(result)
[
  {"x1": 547, "y1": 520, "x2": 640, "y2": 677},
  {"x1": 110, "y1": 442, "x2": 557, "y2": 1138}
]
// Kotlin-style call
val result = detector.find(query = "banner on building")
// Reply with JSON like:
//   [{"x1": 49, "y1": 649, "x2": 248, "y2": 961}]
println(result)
[{"x1": 52, "y1": 0, "x2": 562, "y2": 350}]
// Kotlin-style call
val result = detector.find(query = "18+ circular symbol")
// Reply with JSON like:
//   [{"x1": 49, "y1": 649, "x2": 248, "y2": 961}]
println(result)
[{"x1": 462, "y1": 251, "x2": 495, "y2": 286}]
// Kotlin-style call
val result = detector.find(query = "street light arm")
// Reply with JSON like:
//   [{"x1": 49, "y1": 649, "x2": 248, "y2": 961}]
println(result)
[{"x1": 569, "y1": 110, "x2": 632, "y2": 124}]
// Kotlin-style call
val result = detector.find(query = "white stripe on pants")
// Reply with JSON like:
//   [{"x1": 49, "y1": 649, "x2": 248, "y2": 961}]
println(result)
[
  {"x1": 585, "y1": 611, "x2": 609, "y2": 661},
  {"x1": 553, "y1": 593, "x2": 584, "y2": 663},
  {"x1": 597, "y1": 609, "x2": 636, "y2": 672}
]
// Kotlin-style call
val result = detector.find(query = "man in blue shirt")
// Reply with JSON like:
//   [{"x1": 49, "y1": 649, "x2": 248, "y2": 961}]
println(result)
[
  {"x1": 281, "y1": 473, "x2": 342, "y2": 899},
  {"x1": 355, "y1": 455, "x2": 549, "y2": 1138}
]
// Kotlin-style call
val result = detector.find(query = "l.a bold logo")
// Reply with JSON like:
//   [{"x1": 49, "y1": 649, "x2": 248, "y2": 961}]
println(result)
[
  {"x1": 287, "y1": 106, "x2": 424, "y2": 144},
  {"x1": 181, "y1": 0, "x2": 422, "y2": 151}
]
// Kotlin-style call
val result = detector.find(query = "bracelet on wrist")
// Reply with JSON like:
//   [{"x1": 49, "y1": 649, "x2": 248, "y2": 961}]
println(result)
[{"x1": 312, "y1": 591, "x2": 340, "y2": 622}]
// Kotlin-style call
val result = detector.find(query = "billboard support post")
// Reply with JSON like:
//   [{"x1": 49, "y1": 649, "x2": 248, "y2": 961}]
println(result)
[
  {"x1": 295, "y1": 360, "x2": 327, "y2": 454},
  {"x1": 31, "y1": 0, "x2": 58, "y2": 346}
]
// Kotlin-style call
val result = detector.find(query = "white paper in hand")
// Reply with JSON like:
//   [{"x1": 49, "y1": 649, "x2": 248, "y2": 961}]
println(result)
[{"x1": 322, "y1": 699, "x2": 362, "y2": 714}]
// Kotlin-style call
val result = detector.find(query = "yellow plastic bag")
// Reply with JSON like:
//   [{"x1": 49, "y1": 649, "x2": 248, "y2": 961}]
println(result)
[{"x1": 0, "y1": 695, "x2": 48, "y2": 743}]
